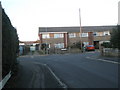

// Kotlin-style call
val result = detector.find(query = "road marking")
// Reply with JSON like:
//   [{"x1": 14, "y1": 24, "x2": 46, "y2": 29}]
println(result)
[
  {"x1": 31, "y1": 56, "x2": 34, "y2": 58},
  {"x1": 86, "y1": 52, "x2": 95, "y2": 53},
  {"x1": 86, "y1": 57, "x2": 120, "y2": 64},
  {"x1": 33, "y1": 62, "x2": 67, "y2": 88},
  {"x1": 0, "y1": 71, "x2": 11, "y2": 89},
  {"x1": 45, "y1": 64, "x2": 67, "y2": 88}
]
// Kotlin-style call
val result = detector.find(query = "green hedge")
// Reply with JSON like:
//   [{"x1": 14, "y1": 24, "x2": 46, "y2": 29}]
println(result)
[
  {"x1": 101, "y1": 42, "x2": 112, "y2": 48},
  {"x1": 110, "y1": 25, "x2": 120, "y2": 50},
  {"x1": 2, "y1": 9, "x2": 19, "y2": 78}
]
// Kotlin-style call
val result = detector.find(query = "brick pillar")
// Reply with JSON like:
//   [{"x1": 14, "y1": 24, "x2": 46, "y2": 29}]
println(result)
[
  {"x1": 64, "y1": 33, "x2": 68, "y2": 48},
  {"x1": 88, "y1": 32, "x2": 94, "y2": 45},
  {"x1": 38, "y1": 34, "x2": 42, "y2": 43}
]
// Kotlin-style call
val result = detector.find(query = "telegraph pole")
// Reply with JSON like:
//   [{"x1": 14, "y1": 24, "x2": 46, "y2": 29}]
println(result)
[
  {"x1": 46, "y1": 27, "x2": 48, "y2": 54},
  {"x1": 79, "y1": 8, "x2": 83, "y2": 52}
]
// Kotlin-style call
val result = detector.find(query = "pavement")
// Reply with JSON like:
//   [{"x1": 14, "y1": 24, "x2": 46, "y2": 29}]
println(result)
[
  {"x1": 3, "y1": 51, "x2": 67, "y2": 88},
  {"x1": 85, "y1": 51, "x2": 119, "y2": 63}
]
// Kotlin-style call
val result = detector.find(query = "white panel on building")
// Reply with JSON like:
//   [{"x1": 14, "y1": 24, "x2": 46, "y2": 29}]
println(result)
[
  {"x1": 30, "y1": 46, "x2": 36, "y2": 51},
  {"x1": 54, "y1": 34, "x2": 64, "y2": 38},
  {"x1": 69, "y1": 33, "x2": 76, "y2": 38},
  {"x1": 42, "y1": 34, "x2": 50, "y2": 38},
  {"x1": 81, "y1": 33, "x2": 88, "y2": 37},
  {"x1": 54, "y1": 43, "x2": 64, "y2": 48}
]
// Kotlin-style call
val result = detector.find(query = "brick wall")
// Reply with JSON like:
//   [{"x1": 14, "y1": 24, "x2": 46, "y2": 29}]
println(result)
[
  {"x1": 88, "y1": 32, "x2": 94, "y2": 45},
  {"x1": 38, "y1": 31, "x2": 111, "y2": 49}
]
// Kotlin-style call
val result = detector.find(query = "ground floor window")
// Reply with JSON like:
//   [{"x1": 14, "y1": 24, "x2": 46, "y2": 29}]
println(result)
[
  {"x1": 54, "y1": 33, "x2": 64, "y2": 38},
  {"x1": 54, "y1": 43, "x2": 64, "y2": 48},
  {"x1": 83, "y1": 42, "x2": 89, "y2": 46}
]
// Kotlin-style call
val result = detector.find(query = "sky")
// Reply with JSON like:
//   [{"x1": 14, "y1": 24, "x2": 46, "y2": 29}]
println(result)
[{"x1": 1, "y1": 0, "x2": 119, "y2": 41}]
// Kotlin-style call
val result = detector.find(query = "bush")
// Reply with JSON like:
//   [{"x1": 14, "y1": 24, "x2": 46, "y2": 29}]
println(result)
[
  {"x1": 70, "y1": 42, "x2": 84, "y2": 49},
  {"x1": 110, "y1": 25, "x2": 120, "y2": 50},
  {"x1": 2, "y1": 9, "x2": 19, "y2": 78},
  {"x1": 101, "y1": 42, "x2": 112, "y2": 48}
]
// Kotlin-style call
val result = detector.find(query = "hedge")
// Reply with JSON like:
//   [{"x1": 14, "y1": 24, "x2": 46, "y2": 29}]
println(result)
[{"x1": 2, "y1": 9, "x2": 19, "y2": 78}]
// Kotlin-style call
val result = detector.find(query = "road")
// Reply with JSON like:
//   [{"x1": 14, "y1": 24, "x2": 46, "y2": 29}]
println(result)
[{"x1": 16, "y1": 51, "x2": 119, "y2": 88}]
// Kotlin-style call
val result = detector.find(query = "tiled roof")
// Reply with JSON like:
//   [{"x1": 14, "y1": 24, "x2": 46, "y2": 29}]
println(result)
[{"x1": 39, "y1": 26, "x2": 117, "y2": 33}]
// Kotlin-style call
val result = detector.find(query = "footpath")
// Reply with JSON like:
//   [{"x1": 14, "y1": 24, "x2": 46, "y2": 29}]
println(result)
[
  {"x1": 87, "y1": 51, "x2": 120, "y2": 64},
  {"x1": 3, "y1": 51, "x2": 67, "y2": 89}
]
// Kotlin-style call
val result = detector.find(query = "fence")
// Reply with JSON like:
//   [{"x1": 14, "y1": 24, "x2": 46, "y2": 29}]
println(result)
[
  {"x1": 102, "y1": 48, "x2": 119, "y2": 57},
  {"x1": 39, "y1": 48, "x2": 81, "y2": 55}
]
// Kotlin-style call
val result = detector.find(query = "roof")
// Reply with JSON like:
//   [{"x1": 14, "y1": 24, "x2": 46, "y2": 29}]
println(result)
[
  {"x1": 19, "y1": 40, "x2": 40, "y2": 45},
  {"x1": 39, "y1": 26, "x2": 117, "y2": 33}
]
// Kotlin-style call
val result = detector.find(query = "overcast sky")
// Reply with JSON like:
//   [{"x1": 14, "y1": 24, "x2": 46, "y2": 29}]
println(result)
[{"x1": 1, "y1": 0, "x2": 119, "y2": 41}]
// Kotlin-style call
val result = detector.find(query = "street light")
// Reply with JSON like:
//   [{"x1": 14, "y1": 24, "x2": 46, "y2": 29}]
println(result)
[
  {"x1": 79, "y1": 8, "x2": 83, "y2": 52},
  {"x1": 45, "y1": 27, "x2": 48, "y2": 54}
]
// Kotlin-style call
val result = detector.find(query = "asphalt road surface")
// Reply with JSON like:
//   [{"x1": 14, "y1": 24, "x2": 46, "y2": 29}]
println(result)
[{"x1": 17, "y1": 51, "x2": 119, "y2": 88}]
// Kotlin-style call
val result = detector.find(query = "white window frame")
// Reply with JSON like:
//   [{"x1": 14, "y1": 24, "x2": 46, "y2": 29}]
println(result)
[
  {"x1": 81, "y1": 33, "x2": 88, "y2": 37},
  {"x1": 93, "y1": 32, "x2": 99, "y2": 36},
  {"x1": 69, "y1": 33, "x2": 76, "y2": 38},
  {"x1": 54, "y1": 33, "x2": 64, "y2": 38},
  {"x1": 83, "y1": 42, "x2": 89, "y2": 47},
  {"x1": 42, "y1": 34, "x2": 50, "y2": 39},
  {"x1": 54, "y1": 43, "x2": 64, "y2": 48},
  {"x1": 103, "y1": 31, "x2": 110, "y2": 36}
]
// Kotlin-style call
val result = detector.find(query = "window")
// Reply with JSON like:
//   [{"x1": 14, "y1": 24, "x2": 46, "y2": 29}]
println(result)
[
  {"x1": 103, "y1": 31, "x2": 110, "y2": 36},
  {"x1": 93, "y1": 32, "x2": 99, "y2": 36},
  {"x1": 54, "y1": 34, "x2": 64, "y2": 38},
  {"x1": 81, "y1": 33, "x2": 88, "y2": 37},
  {"x1": 83, "y1": 42, "x2": 89, "y2": 46},
  {"x1": 54, "y1": 43, "x2": 64, "y2": 48},
  {"x1": 42, "y1": 34, "x2": 50, "y2": 38},
  {"x1": 69, "y1": 33, "x2": 76, "y2": 38}
]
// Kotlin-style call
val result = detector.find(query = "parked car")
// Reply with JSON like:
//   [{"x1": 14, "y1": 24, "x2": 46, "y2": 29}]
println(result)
[{"x1": 85, "y1": 45, "x2": 95, "y2": 51}]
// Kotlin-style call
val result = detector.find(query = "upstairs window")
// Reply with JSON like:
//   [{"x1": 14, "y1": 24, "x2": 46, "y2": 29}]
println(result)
[
  {"x1": 69, "y1": 33, "x2": 76, "y2": 38},
  {"x1": 81, "y1": 33, "x2": 88, "y2": 37},
  {"x1": 42, "y1": 34, "x2": 50, "y2": 39},
  {"x1": 93, "y1": 32, "x2": 99, "y2": 36},
  {"x1": 103, "y1": 31, "x2": 110, "y2": 36},
  {"x1": 54, "y1": 34, "x2": 64, "y2": 38}
]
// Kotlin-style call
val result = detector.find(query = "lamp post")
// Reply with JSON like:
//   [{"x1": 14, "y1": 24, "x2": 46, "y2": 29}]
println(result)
[
  {"x1": 45, "y1": 27, "x2": 48, "y2": 54},
  {"x1": 79, "y1": 8, "x2": 83, "y2": 52}
]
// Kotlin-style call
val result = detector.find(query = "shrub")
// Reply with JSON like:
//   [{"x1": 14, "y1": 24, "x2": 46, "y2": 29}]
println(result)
[{"x1": 2, "y1": 9, "x2": 19, "y2": 78}]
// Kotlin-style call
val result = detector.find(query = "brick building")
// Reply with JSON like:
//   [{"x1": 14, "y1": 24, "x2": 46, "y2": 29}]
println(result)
[{"x1": 38, "y1": 26, "x2": 116, "y2": 49}]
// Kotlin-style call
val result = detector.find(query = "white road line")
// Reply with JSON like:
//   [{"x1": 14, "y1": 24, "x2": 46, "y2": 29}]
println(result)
[
  {"x1": 31, "y1": 56, "x2": 34, "y2": 58},
  {"x1": 86, "y1": 52, "x2": 95, "y2": 53},
  {"x1": 45, "y1": 64, "x2": 67, "y2": 88},
  {"x1": 86, "y1": 57, "x2": 120, "y2": 64},
  {"x1": 0, "y1": 71, "x2": 11, "y2": 89},
  {"x1": 33, "y1": 62, "x2": 67, "y2": 88}
]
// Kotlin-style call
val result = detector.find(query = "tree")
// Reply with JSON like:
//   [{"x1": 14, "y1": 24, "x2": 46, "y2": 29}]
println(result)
[{"x1": 110, "y1": 25, "x2": 120, "y2": 50}]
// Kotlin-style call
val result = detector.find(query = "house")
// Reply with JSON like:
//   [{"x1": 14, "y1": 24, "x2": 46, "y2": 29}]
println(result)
[{"x1": 38, "y1": 26, "x2": 116, "y2": 49}]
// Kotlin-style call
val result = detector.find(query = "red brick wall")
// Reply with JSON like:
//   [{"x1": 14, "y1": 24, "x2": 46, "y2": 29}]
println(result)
[
  {"x1": 88, "y1": 32, "x2": 94, "y2": 45},
  {"x1": 64, "y1": 33, "x2": 68, "y2": 48},
  {"x1": 38, "y1": 34, "x2": 42, "y2": 43}
]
